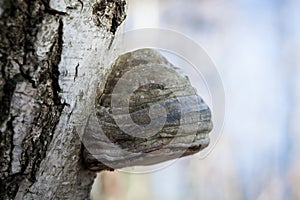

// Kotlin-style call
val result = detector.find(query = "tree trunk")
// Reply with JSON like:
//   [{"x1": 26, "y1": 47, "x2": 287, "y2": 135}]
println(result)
[{"x1": 0, "y1": 0, "x2": 126, "y2": 199}]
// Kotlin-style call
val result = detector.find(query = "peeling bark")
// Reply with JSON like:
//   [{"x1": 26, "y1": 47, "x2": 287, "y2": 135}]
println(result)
[{"x1": 0, "y1": 0, "x2": 126, "y2": 199}]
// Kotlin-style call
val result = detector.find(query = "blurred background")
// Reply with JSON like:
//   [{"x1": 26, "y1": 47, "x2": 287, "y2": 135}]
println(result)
[{"x1": 93, "y1": 0, "x2": 300, "y2": 199}]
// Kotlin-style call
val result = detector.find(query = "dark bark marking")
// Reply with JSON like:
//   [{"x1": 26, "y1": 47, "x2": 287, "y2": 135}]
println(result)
[
  {"x1": 74, "y1": 63, "x2": 79, "y2": 81},
  {"x1": 78, "y1": 0, "x2": 84, "y2": 12},
  {"x1": 92, "y1": 0, "x2": 126, "y2": 34},
  {"x1": 48, "y1": 18, "x2": 63, "y2": 105}
]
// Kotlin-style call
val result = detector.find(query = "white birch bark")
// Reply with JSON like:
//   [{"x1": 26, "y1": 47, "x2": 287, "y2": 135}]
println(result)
[{"x1": 0, "y1": 0, "x2": 126, "y2": 199}]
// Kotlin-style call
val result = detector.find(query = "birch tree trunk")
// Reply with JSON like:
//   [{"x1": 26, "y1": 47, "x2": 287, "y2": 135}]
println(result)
[{"x1": 0, "y1": 0, "x2": 126, "y2": 199}]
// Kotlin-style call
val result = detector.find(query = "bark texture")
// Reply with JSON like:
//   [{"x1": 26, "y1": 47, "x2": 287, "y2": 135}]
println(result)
[{"x1": 0, "y1": 0, "x2": 126, "y2": 199}]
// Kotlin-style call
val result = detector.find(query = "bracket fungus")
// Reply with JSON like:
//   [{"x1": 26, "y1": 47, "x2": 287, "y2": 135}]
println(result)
[{"x1": 82, "y1": 49, "x2": 212, "y2": 171}]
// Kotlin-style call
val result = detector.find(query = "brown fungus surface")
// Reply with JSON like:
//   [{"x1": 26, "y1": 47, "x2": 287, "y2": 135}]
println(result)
[{"x1": 82, "y1": 49, "x2": 212, "y2": 171}]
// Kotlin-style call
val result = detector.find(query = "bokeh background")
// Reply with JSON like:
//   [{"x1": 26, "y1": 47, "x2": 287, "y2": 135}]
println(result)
[{"x1": 93, "y1": 0, "x2": 300, "y2": 199}]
